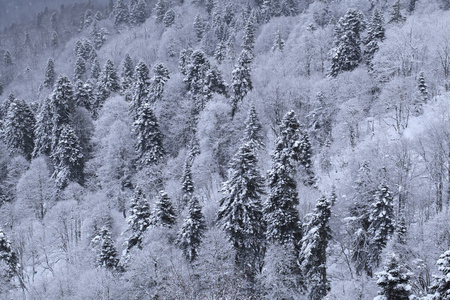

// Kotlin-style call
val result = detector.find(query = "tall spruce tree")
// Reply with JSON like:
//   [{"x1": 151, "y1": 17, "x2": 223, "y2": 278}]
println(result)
[
  {"x1": 130, "y1": 0, "x2": 147, "y2": 25},
  {"x1": 368, "y1": 184, "x2": 395, "y2": 267},
  {"x1": 300, "y1": 196, "x2": 332, "y2": 300},
  {"x1": 364, "y1": 9, "x2": 385, "y2": 67},
  {"x1": 121, "y1": 54, "x2": 134, "y2": 91},
  {"x1": 149, "y1": 63, "x2": 170, "y2": 104},
  {"x1": 155, "y1": 0, "x2": 166, "y2": 23},
  {"x1": 114, "y1": 0, "x2": 130, "y2": 26},
  {"x1": 181, "y1": 158, "x2": 194, "y2": 207},
  {"x1": 33, "y1": 97, "x2": 53, "y2": 157},
  {"x1": 242, "y1": 16, "x2": 256, "y2": 54},
  {"x1": 73, "y1": 57, "x2": 86, "y2": 82},
  {"x1": 91, "y1": 58, "x2": 101, "y2": 80},
  {"x1": 429, "y1": 250, "x2": 450, "y2": 299},
  {"x1": 243, "y1": 104, "x2": 265, "y2": 150},
  {"x1": 375, "y1": 253, "x2": 412, "y2": 300},
  {"x1": 3, "y1": 99, "x2": 36, "y2": 160},
  {"x1": 299, "y1": 130, "x2": 316, "y2": 186},
  {"x1": 194, "y1": 14, "x2": 205, "y2": 41},
  {"x1": 154, "y1": 191, "x2": 176, "y2": 227},
  {"x1": 230, "y1": 50, "x2": 253, "y2": 117},
  {"x1": 389, "y1": 0, "x2": 406, "y2": 23},
  {"x1": 51, "y1": 124, "x2": 84, "y2": 189},
  {"x1": 184, "y1": 50, "x2": 211, "y2": 114},
  {"x1": 329, "y1": 9, "x2": 365, "y2": 77},
  {"x1": 177, "y1": 196, "x2": 206, "y2": 262},
  {"x1": 217, "y1": 142, "x2": 265, "y2": 279},
  {"x1": 130, "y1": 61, "x2": 151, "y2": 119},
  {"x1": 44, "y1": 58, "x2": 55, "y2": 89},
  {"x1": 272, "y1": 29, "x2": 285, "y2": 52},
  {"x1": 97, "y1": 226, "x2": 119, "y2": 270},
  {"x1": 133, "y1": 103, "x2": 165, "y2": 166},
  {"x1": 74, "y1": 80, "x2": 94, "y2": 111},
  {"x1": 0, "y1": 228, "x2": 18, "y2": 281},
  {"x1": 163, "y1": 9, "x2": 176, "y2": 27},
  {"x1": 95, "y1": 59, "x2": 120, "y2": 112},
  {"x1": 264, "y1": 110, "x2": 303, "y2": 246},
  {"x1": 125, "y1": 186, "x2": 151, "y2": 250}
]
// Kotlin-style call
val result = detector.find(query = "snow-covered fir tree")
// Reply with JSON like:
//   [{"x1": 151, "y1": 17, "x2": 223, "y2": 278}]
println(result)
[
  {"x1": 133, "y1": 103, "x2": 165, "y2": 166},
  {"x1": 74, "y1": 80, "x2": 94, "y2": 111},
  {"x1": 129, "y1": 0, "x2": 147, "y2": 26},
  {"x1": 49, "y1": 75, "x2": 75, "y2": 143},
  {"x1": 96, "y1": 59, "x2": 120, "y2": 111},
  {"x1": 73, "y1": 56, "x2": 86, "y2": 82},
  {"x1": 299, "y1": 130, "x2": 316, "y2": 186},
  {"x1": 272, "y1": 29, "x2": 285, "y2": 52},
  {"x1": 389, "y1": 0, "x2": 406, "y2": 23},
  {"x1": 264, "y1": 110, "x2": 303, "y2": 246},
  {"x1": 242, "y1": 16, "x2": 256, "y2": 54},
  {"x1": 184, "y1": 50, "x2": 211, "y2": 114},
  {"x1": 125, "y1": 186, "x2": 152, "y2": 250},
  {"x1": 179, "y1": 48, "x2": 193, "y2": 75},
  {"x1": 149, "y1": 63, "x2": 170, "y2": 104},
  {"x1": 417, "y1": 71, "x2": 429, "y2": 105},
  {"x1": 364, "y1": 9, "x2": 385, "y2": 67},
  {"x1": 375, "y1": 253, "x2": 412, "y2": 300},
  {"x1": 429, "y1": 250, "x2": 450, "y2": 299},
  {"x1": 113, "y1": 0, "x2": 129, "y2": 26},
  {"x1": 217, "y1": 142, "x2": 265, "y2": 279},
  {"x1": 33, "y1": 97, "x2": 53, "y2": 158},
  {"x1": 300, "y1": 196, "x2": 332, "y2": 300},
  {"x1": 129, "y1": 61, "x2": 151, "y2": 118},
  {"x1": 50, "y1": 31, "x2": 59, "y2": 48},
  {"x1": 177, "y1": 196, "x2": 206, "y2": 262},
  {"x1": 329, "y1": 9, "x2": 365, "y2": 77},
  {"x1": 154, "y1": 190, "x2": 176, "y2": 227},
  {"x1": 368, "y1": 184, "x2": 395, "y2": 267},
  {"x1": 243, "y1": 103, "x2": 265, "y2": 150},
  {"x1": 3, "y1": 99, "x2": 35, "y2": 160},
  {"x1": 230, "y1": 49, "x2": 253, "y2": 117},
  {"x1": 181, "y1": 157, "x2": 194, "y2": 207},
  {"x1": 44, "y1": 58, "x2": 55, "y2": 89},
  {"x1": 155, "y1": 0, "x2": 167, "y2": 23},
  {"x1": 163, "y1": 9, "x2": 175, "y2": 27},
  {"x1": 121, "y1": 53, "x2": 134, "y2": 91},
  {"x1": 97, "y1": 226, "x2": 119, "y2": 270},
  {"x1": 0, "y1": 228, "x2": 18, "y2": 281},
  {"x1": 194, "y1": 14, "x2": 205, "y2": 41},
  {"x1": 51, "y1": 124, "x2": 84, "y2": 189},
  {"x1": 90, "y1": 58, "x2": 101, "y2": 80}
]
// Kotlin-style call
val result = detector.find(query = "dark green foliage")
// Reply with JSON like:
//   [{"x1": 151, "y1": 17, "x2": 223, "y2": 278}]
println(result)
[
  {"x1": 329, "y1": 9, "x2": 365, "y2": 77},
  {"x1": 44, "y1": 58, "x2": 55, "y2": 89},
  {"x1": 3, "y1": 99, "x2": 36, "y2": 160},
  {"x1": 376, "y1": 253, "x2": 412, "y2": 300},
  {"x1": 154, "y1": 191, "x2": 176, "y2": 227},
  {"x1": 126, "y1": 186, "x2": 152, "y2": 250},
  {"x1": 218, "y1": 142, "x2": 265, "y2": 278},
  {"x1": 177, "y1": 196, "x2": 206, "y2": 262},
  {"x1": 300, "y1": 196, "x2": 332, "y2": 300},
  {"x1": 133, "y1": 103, "x2": 165, "y2": 166},
  {"x1": 264, "y1": 110, "x2": 303, "y2": 246}
]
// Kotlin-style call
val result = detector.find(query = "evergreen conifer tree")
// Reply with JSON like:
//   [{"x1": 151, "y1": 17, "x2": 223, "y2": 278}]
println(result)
[
  {"x1": 368, "y1": 184, "x2": 395, "y2": 267},
  {"x1": 51, "y1": 124, "x2": 84, "y2": 189},
  {"x1": 33, "y1": 97, "x2": 53, "y2": 158},
  {"x1": 429, "y1": 250, "x2": 450, "y2": 299},
  {"x1": 230, "y1": 50, "x2": 253, "y2": 117},
  {"x1": 300, "y1": 196, "x2": 332, "y2": 300},
  {"x1": 73, "y1": 57, "x2": 86, "y2": 82},
  {"x1": 194, "y1": 14, "x2": 205, "y2": 41},
  {"x1": 389, "y1": 0, "x2": 406, "y2": 23},
  {"x1": 44, "y1": 58, "x2": 55, "y2": 89},
  {"x1": 74, "y1": 80, "x2": 94, "y2": 111},
  {"x1": 329, "y1": 9, "x2": 365, "y2": 77},
  {"x1": 0, "y1": 228, "x2": 18, "y2": 280},
  {"x1": 51, "y1": 31, "x2": 59, "y2": 48},
  {"x1": 130, "y1": 0, "x2": 147, "y2": 25},
  {"x1": 0, "y1": 81, "x2": 3, "y2": 97},
  {"x1": 243, "y1": 104, "x2": 265, "y2": 150},
  {"x1": 282, "y1": 0, "x2": 299, "y2": 16},
  {"x1": 121, "y1": 54, "x2": 134, "y2": 90},
  {"x1": 163, "y1": 9, "x2": 175, "y2": 27},
  {"x1": 91, "y1": 58, "x2": 101, "y2": 80},
  {"x1": 177, "y1": 196, "x2": 206, "y2": 262},
  {"x1": 133, "y1": 103, "x2": 165, "y2": 166},
  {"x1": 97, "y1": 226, "x2": 119, "y2": 270},
  {"x1": 126, "y1": 186, "x2": 151, "y2": 250},
  {"x1": 204, "y1": 65, "x2": 227, "y2": 103},
  {"x1": 96, "y1": 59, "x2": 120, "y2": 110},
  {"x1": 364, "y1": 9, "x2": 385, "y2": 67},
  {"x1": 218, "y1": 142, "x2": 265, "y2": 279},
  {"x1": 129, "y1": 61, "x2": 151, "y2": 117},
  {"x1": 418, "y1": 71, "x2": 429, "y2": 103},
  {"x1": 49, "y1": 75, "x2": 75, "y2": 145},
  {"x1": 3, "y1": 51, "x2": 12, "y2": 66},
  {"x1": 155, "y1": 0, "x2": 166, "y2": 23},
  {"x1": 114, "y1": 0, "x2": 130, "y2": 26},
  {"x1": 3, "y1": 99, "x2": 36, "y2": 160},
  {"x1": 272, "y1": 29, "x2": 285, "y2": 52},
  {"x1": 299, "y1": 130, "x2": 316, "y2": 186},
  {"x1": 179, "y1": 48, "x2": 193, "y2": 75},
  {"x1": 375, "y1": 253, "x2": 412, "y2": 300},
  {"x1": 154, "y1": 191, "x2": 176, "y2": 227},
  {"x1": 264, "y1": 110, "x2": 303, "y2": 246},
  {"x1": 149, "y1": 63, "x2": 170, "y2": 104},
  {"x1": 242, "y1": 16, "x2": 256, "y2": 54},
  {"x1": 184, "y1": 50, "x2": 211, "y2": 114},
  {"x1": 83, "y1": 9, "x2": 93, "y2": 28},
  {"x1": 181, "y1": 158, "x2": 195, "y2": 207}
]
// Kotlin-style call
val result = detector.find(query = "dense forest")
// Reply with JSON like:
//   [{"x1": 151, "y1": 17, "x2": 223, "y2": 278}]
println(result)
[{"x1": 0, "y1": 0, "x2": 450, "y2": 299}]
